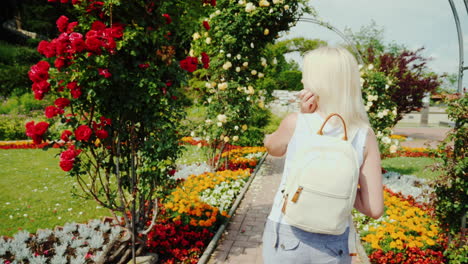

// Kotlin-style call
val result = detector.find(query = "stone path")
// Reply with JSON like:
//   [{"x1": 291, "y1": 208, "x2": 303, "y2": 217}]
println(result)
[{"x1": 207, "y1": 155, "x2": 284, "y2": 264}]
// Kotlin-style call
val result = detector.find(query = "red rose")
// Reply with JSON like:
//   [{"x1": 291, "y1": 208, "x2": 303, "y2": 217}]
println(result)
[
  {"x1": 54, "y1": 57, "x2": 69, "y2": 70},
  {"x1": 28, "y1": 61, "x2": 50, "y2": 83},
  {"x1": 59, "y1": 160, "x2": 74, "y2": 171},
  {"x1": 70, "y1": 88, "x2": 82, "y2": 99},
  {"x1": 166, "y1": 81, "x2": 173, "y2": 87},
  {"x1": 138, "y1": 63, "x2": 150, "y2": 69},
  {"x1": 91, "y1": 21, "x2": 106, "y2": 31},
  {"x1": 60, "y1": 0, "x2": 68, "y2": 3},
  {"x1": 95, "y1": 129, "x2": 108, "y2": 139},
  {"x1": 110, "y1": 23, "x2": 125, "y2": 38},
  {"x1": 61, "y1": 130, "x2": 73, "y2": 141},
  {"x1": 179, "y1": 56, "x2": 198, "y2": 72},
  {"x1": 98, "y1": 68, "x2": 112, "y2": 78},
  {"x1": 162, "y1": 14, "x2": 172, "y2": 24},
  {"x1": 201, "y1": 52, "x2": 210, "y2": 69},
  {"x1": 75, "y1": 125, "x2": 92, "y2": 141},
  {"x1": 44, "y1": 106, "x2": 64, "y2": 118},
  {"x1": 31, "y1": 134, "x2": 43, "y2": 145},
  {"x1": 99, "y1": 116, "x2": 112, "y2": 126},
  {"x1": 54, "y1": 98, "x2": 70, "y2": 108},
  {"x1": 56, "y1": 16, "x2": 69, "y2": 33},
  {"x1": 161, "y1": 87, "x2": 167, "y2": 95},
  {"x1": 25, "y1": 121, "x2": 36, "y2": 138},
  {"x1": 72, "y1": 0, "x2": 80, "y2": 4},
  {"x1": 203, "y1": 21, "x2": 210, "y2": 30},
  {"x1": 35, "y1": 122, "x2": 49, "y2": 135},
  {"x1": 85, "y1": 37, "x2": 102, "y2": 54},
  {"x1": 32, "y1": 80, "x2": 51, "y2": 100},
  {"x1": 66, "y1": 21, "x2": 78, "y2": 33},
  {"x1": 37, "y1": 41, "x2": 56, "y2": 58}
]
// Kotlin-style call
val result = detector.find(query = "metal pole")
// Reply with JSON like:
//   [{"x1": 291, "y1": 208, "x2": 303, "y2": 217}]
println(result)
[
  {"x1": 298, "y1": 17, "x2": 364, "y2": 65},
  {"x1": 448, "y1": 0, "x2": 465, "y2": 95}
]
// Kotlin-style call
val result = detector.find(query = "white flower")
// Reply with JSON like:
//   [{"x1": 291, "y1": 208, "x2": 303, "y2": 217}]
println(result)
[
  {"x1": 227, "y1": 53, "x2": 232, "y2": 58},
  {"x1": 207, "y1": 97, "x2": 212, "y2": 103},
  {"x1": 269, "y1": 8, "x2": 274, "y2": 13},
  {"x1": 367, "y1": 64, "x2": 374, "y2": 70},
  {"x1": 261, "y1": 57, "x2": 267, "y2": 66},
  {"x1": 264, "y1": 28, "x2": 270, "y2": 35},
  {"x1": 358, "y1": 64, "x2": 363, "y2": 70},
  {"x1": 385, "y1": 84, "x2": 390, "y2": 89},
  {"x1": 389, "y1": 145, "x2": 398, "y2": 153},
  {"x1": 366, "y1": 101, "x2": 373, "y2": 107},
  {"x1": 205, "y1": 119, "x2": 212, "y2": 124},
  {"x1": 250, "y1": 42, "x2": 255, "y2": 48},
  {"x1": 383, "y1": 109, "x2": 389, "y2": 116},
  {"x1": 259, "y1": 0, "x2": 270, "y2": 7},
  {"x1": 9, "y1": 215, "x2": 13, "y2": 219},
  {"x1": 377, "y1": 112, "x2": 385, "y2": 118},
  {"x1": 273, "y1": 58, "x2": 277, "y2": 65},
  {"x1": 224, "y1": 136, "x2": 230, "y2": 142},
  {"x1": 247, "y1": 85, "x2": 255, "y2": 94},
  {"x1": 245, "y1": 2, "x2": 256, "y2": 12},
  {"x1": 236, "y1": 67, "x2": 241, "y2": 72},
  {"x1": 251, "y1": 70, "x2": 257, "y2": 75},
  {"x1": 217, "y1": 122, "x2": 223, "y2": 127},
  {"x1": 238, "y1": 0, "x2": 246, "y2": 4},
  {"x1": 382, "y1": 136, "x2": 391, "y2": 144},
  {"x1": 273, "y1": 0, "x2": 282, "y2": 4},
  {"x1": 205, "y1": 82, "x2": 212, "y2": 89},
  {"x1": 192, "y1": 32, "x2": 201, "y2": 40},
  {"x1": 365, "y1": 105, "x2": 370, "y2": 111},
  {"x1": 376, "y1": 131, "x2": 383, "y2": 137},
  {"x1": 217, "y1": 114, "x2": 227, "y2": 123},
  {"x1": 258, "y1": 72, "x2": 264, "y2": 78},
  {"x1": 233, "y1": 136, "x2": 239, "y2": 142},
  {"x1": 243, "y1": 62, "x2": 249, "y2": 67},
  {"x1": 205, "y1": 37, "x2": 212, "y2": 44},
  {"x1": 190, "y1": 131, "x2": 196, "y2": 137},
  {"x1": 234, "y1": 125, "x2": 239, "y2": 130},
  {"x1": 284, "y1": 4, "x2": 289, "y2": 10},
  {"x1": 223, "y1": 61, "x2": 233, "y2": 70},
  {"x1": 218, "y1": 82, "x2": 228, "y2": 90},
  {"x1": 392, "y1": 109, "x2": 397, "y2": 116},
  {"x1": 204, "y1": 32, "x2": 209, "y2": 37},
  {"x1": 236, "y1": 54, "x2": 242, "y2": 59},
  {"x1": 216, "y1": 10, "x2": 221, "y2": 15}
]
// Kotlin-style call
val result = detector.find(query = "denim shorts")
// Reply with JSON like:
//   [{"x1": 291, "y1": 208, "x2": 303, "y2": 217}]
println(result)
[{"x1": 262, "y1": 219, "x2": 352, "y2": 264}]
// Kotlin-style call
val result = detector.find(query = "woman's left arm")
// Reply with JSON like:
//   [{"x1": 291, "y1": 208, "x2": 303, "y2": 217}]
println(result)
[{"x1": 263, "y1": 112, "x2": 298, "y2": 156}]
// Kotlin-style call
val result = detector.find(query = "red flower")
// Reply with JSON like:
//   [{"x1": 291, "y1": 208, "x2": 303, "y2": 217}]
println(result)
[
  {"x1": 67, "y1": 81, "x2": 82, "y2": 99},
  {"x1": 69, "y1": 32, "x2": 86, "y2": 53},
  {"x1": 66, "y1": 21, "x2": 78, "y2": 33},
  {"x1": 91, "y1": 21, "x2": 107, "y2": 31},
  {"x1": 75, "y1": 125, "x2": 92, "y2": 141},
  {"x1": 95, "y1": 129, "x2": 108, "y2": 139},
  {"x1": 44, "y1": 106, "x2": 64, "y2": 118},
  {"x1": 54, "y1": 98, "x2": 71, "y2": 108},
  {"x1": 162, "y1": 14, "x2": 172, "y2": 24},
  {"x1": 32, "y1": 80, "x2": 51, "y2": 100},
  {"x1": 25, "y1": 121, "x2": 49, "y2": 144},
  {"x1": 59, "y1": 146, "x2": 81, "y2": 172},
  {"x1": 37, "y1": 41, "x2": 56, "y2": 58},
  {"x1": 110, "y1": 23, "x2": 125, "y2": 38},
  {"x1": 61, "y1": 130, "x2": 73, "y2": 141},
  {"x1": 98, "y1": 68, "x2": 112, "y2": 78},
  {"x1": 179, "y1": 56, "x2": 198, "y2": 72},
  {"x1": 138, "y1": 63, "x2": 150, "y2": 69},
  {"x1": 85, "y1": 36, "x2": 102, "y2": 54},
  {"x1": 54, "y1": 57, "x2": 69, "y2": 70},
  {"x1": 28, "y1": 61, "x2": 50, "y2": 83},
  {"x1": 99, "y1": 116, "x2": 112, "y2": 126},
  {"x1": 201, "y1": 52, "x2": 210, "y2": 69},
  {"x1": 56, "y1": 16, "x2": 69, "y2": 33},
  {"x1": 203, "y1": 21, "x2": 210, "y2": 31}
]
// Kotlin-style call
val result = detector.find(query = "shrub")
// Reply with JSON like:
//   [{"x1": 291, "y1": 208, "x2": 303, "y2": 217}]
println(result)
[
  {"x1": 0, "y1": 114, "x2": 29, "y2": 140},
  {"x1": 277, "y1": 70, "x2": 303, "y2": 91}
]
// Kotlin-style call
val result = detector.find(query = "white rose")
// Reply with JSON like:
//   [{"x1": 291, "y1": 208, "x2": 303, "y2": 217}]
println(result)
[
  {"x1": 223, "y1": 61, "x2": 232, "y2": 70},
  {"x1": 247, "y1": 86, "x2": 255, "y2": 94},
  {"x1": 284, "y1": 5, "x2": 289, "y2": 10},
  {"x1": 258, "y1": 72, "x2": 264, "y2": 78},
  {"x1": 238, "y1": 0, "x2": 245, "y2": 4},
  {"x1": 365, "y1": 105, "x2": 370, "y2": 111},
  {"x1": 250, "y1": 42, "x2": 254, "y2": 48},
  {"x1": 264, "y1": 28, "x2": 270, "y2": 35},
  {"x1": 207, "y1": 97, "x2": 212, "y2": 103},
  {"x1": 205, "y1": 82, "x2": 212, "y2": 89},
  {"x1": 217, "y1": 114, "x2": 227, "y2": 123},
  {"x1": 251, "y1": 70, "x2": 257, "y2": 75},
  {"x1": 236, "y1": 67, "x2": 241, "y2": 72},
  {"x1": 273, "y1": 58, "x2": 277, "y2": 65},
  {"x1": 205, "y1": 37, "x2": 212, "y2": 44},
  {"x1": 360, "y1": 78, "x2": 365, "y2": 85},
  {"x1": 233, "y1": 136, "x2": 239, "y2": 142},
  {"x1": 358, "y1": 64, "x2": 363, "y2": 70},
  {"x1": 383, "y1": 109, "x2": 389, "y2": 116},
  {"x1": 243, "y1": 62, "x2": 249, "y2": 67},
  {"x1": 190, "y1": 131, "x2": 196, "y2": 137},
  {"x1": 273, "y1": 0, "x2": 282, "y2": 4},
  {"x1": 269, "y1": 8, "x2": 274, "y2": 13},
  {"x1": 382, "y1": 136, "x2": 391, "y2": 144},
  {"x1": 234, "y1": 125, "x2": 239, "y2": 130},
  {"x1": 192, "y1": 32, "x2": 201, "y2": 40},
  {"x1": 227, "y1": 53, "x2": 232, "y2": 58},
  {"x1": 377, "y1": 112, "x2": 385, "y2": 118},
  {"x1": 217, "y1": 122, "x2": 223, "y2": 127},
  {"x1": 392, "y1": 109, "x2": 397, "y2": 116},
  {"x1": 245, "y1": 2, "x2": 256, "y2": 12},
  {"x1": 389, "y1": 145, "x2": 398, "y2": 153},
  {"x1": 218, "y1": 82, "x2": 228, "y2": 90},
  {"x1": 205, "y1": 119, "x2": 212, "y2": 124},
  {"x1": 216, "y1": 10, "x2": 221, "y2": 15},
  {"x1": 376, "y1": 131, "x2": 383, "y2": 137},
  {"x1": 259, "y1": 0, "x2": 270, "y2": 7},
  {"x1": 236, "y1": 54, "x2": 242, "y2": 59},
  {"x1": 224, "y1": 136, "x2": 230, "y2": 142},
  {"x1": 366, "y1": 101, "x2": 373, "y2": 107},
  {"x1": 367, "y1": 64, "x2": 374, "y2": 70}
]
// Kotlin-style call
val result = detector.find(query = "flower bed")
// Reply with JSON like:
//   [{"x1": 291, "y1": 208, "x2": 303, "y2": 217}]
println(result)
[
  {"x1": 0, "y1": 140, "x2": 63, "y2": 150},
  {"x1": 354, "y1": 172, "x2": 447, "y2": 264}
]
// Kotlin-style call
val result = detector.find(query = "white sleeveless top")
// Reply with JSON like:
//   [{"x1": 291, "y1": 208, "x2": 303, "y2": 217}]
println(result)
[{"x1": 267, "y1": 113, "x2": 368, "y2": 224}]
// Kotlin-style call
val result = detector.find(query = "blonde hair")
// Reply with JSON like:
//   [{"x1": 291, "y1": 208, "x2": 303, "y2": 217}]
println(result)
[{"x1": 302, "y1": 46, "x2": 370, "y2": 130}]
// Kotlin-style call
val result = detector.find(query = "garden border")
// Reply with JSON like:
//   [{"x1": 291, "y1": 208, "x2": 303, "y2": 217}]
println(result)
[{"x1": 197, "y1": 153, "x2": 268, "y2": 264}]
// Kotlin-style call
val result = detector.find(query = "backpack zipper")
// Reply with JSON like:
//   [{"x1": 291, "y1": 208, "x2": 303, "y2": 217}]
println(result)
[{"x1": 291, "y1": 187, "x2": 303, "y2": 203}]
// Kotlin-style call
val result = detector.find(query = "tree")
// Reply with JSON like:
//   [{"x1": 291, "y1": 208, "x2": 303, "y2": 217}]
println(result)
[{"x1": 25, "y1": 0, "x2": 211, "y2": 260}]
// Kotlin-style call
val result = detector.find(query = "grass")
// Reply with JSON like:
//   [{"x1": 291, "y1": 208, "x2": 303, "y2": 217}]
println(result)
[
  {"x1": 381, "y1": 156, "x2": 442, "y2": 180},
  {"x1": 177, "y1": 145, "x2": 209, "y2": 165},
  {"x1": 0, "y1": 149, "x2": 112, "y2": 237}
]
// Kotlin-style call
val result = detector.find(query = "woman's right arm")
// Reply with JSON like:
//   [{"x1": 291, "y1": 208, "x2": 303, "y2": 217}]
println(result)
[{"x1": 354, "y1": 128, "x2": 384, "y2": 219}]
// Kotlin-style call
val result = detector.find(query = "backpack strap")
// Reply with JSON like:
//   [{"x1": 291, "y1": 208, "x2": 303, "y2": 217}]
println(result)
[{"x1": 317, "y1": 113, "x2": 348, "y2": 140}]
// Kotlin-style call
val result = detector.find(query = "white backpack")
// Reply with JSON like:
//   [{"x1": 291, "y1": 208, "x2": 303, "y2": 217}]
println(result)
[{"x1": 281, "y1": 113, "x2": 360, "y2": 235}]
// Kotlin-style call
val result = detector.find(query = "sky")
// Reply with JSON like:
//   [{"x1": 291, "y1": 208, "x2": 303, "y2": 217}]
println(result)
[{"x1": 283, "y1": 0, "x2": 468, "y2": 90}]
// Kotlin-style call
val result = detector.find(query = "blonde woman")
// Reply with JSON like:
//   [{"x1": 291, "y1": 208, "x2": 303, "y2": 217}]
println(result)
[{"x1": 262, "y1": 46, "x2": 384, "y2": 264}]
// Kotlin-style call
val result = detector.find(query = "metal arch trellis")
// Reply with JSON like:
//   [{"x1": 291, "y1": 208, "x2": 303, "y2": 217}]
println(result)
[
  {"x1": 297, "y1": 17, "x2": 364, "y2": 65},
  {"x1": 448, "y1": 0, "x2": 468, "y2": 95}
]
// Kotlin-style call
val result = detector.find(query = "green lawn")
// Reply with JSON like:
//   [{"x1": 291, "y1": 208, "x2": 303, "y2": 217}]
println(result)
[
  {"x1": 381, "y1": 156, "x2": 442, "y2": 179},
  {"x1": 0, "y1": 149, "x2": 112, "y2": 237}
]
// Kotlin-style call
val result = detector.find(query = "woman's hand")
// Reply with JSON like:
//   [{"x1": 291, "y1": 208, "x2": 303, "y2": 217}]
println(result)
[{"x1": 298, "y1": 89, "x2": 319, "y2": 113}]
